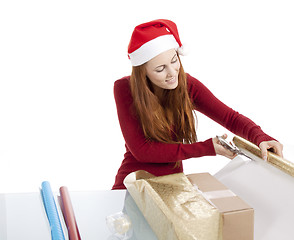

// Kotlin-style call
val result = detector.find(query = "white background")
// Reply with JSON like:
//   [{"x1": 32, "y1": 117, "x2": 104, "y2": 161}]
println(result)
[{"x1": 0, "y1": 0, "x2": 293, "y2": 193}]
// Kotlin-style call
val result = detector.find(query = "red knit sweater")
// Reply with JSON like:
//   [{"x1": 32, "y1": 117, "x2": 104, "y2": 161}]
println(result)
[{"x1": 112, "y1": 74, "x2": 274, "y2": 189}]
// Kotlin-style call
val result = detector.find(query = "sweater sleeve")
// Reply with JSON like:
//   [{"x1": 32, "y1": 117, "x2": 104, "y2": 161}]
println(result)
[
  {"x1": 113, "y1": 77, "x2": 216, "y2": 164},
  {"x1": 186, "y1": 74, "x2": 276, "y2": 146}
]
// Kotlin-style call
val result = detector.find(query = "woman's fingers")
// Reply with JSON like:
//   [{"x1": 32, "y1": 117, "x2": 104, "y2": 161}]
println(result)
[
  {"x1": 259, "y1": 140, "x2": 284, "y2": 161},
  {"x1": 213, "y1": 134, "x2": 236, "y2": 159}
]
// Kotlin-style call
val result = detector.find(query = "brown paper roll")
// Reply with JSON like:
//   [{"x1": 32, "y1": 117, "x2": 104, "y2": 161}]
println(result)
[
  {"x1": 59, "y1": 186, "x2": 81, "y2": 240},
  {"x1": 233, "y1": 135, "x2": 294, "y2": 177}
]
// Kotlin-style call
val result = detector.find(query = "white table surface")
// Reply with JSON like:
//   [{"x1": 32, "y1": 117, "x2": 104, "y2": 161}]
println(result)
[{"x1": 0, "y1": 189, "x2": 157, "y2": 240}]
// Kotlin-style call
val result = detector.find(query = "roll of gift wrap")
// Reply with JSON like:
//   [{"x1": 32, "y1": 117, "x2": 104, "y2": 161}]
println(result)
[
  {"x1": 41, "y1": 181, "x2": 65, "y2": 240},
  {"x1": 59, "y1": 186, "x2": 81, "y2": 240},
  {"x1": 233, "y1": 135, "x2": 294, "y2": 177}
]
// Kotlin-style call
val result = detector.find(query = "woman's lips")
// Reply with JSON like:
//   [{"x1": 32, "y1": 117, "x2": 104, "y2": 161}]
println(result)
[{"x1": 166, "y1": 77, "x2": 176, "y2": 83}]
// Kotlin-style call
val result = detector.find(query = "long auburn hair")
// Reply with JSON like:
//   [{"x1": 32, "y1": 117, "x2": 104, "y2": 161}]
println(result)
[{"x1": 130, "y1": 56, "x2": 197, "y2": 146}]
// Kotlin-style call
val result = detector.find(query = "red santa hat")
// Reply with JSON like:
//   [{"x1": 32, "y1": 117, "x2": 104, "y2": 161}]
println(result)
[{"x1": 128, "y1": 19, "x2": 186, "y2": 66}]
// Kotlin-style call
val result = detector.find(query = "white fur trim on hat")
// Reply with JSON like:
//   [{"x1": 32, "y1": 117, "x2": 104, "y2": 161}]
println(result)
[{"x1": 128, "y1": 34, "x2": 179, "y2": 66}]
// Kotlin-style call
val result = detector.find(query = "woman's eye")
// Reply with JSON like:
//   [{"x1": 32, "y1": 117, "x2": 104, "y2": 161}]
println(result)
[
  {"x1": 171, "y1": 58, "x2": 178, "y2": 63},
  {"x1": 155, "y1": 66, "x2": 165, "y2": 72}
]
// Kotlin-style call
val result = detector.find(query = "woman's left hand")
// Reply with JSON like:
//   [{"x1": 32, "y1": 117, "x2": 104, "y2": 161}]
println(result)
[{"x1": 259, "y1": 140, "x2": 283, "y2": 161}]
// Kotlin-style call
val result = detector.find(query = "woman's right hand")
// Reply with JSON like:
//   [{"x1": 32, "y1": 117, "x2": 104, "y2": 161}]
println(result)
[{"x1": 212, "y1": 134, "x2": 237, "y2": 159}]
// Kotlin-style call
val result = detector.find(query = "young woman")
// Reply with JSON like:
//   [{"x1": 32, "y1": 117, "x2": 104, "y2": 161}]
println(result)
[{"x1": 112, "y1": 19, "x2": 283, "y2": 190}]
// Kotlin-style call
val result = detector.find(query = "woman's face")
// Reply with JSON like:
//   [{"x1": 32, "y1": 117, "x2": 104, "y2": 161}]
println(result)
[{"x1": 145, "y1": 49, "x2": 180, "y2": 94}]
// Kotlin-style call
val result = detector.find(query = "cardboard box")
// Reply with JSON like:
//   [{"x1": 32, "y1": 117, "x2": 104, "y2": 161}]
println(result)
[{"x1": 187, "y1": 173, "x2": 254, "y2": 240}]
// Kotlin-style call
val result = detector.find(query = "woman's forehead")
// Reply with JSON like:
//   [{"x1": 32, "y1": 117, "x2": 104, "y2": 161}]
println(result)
[{"x1": 146, "y1": 49, "x2": 177, "y2": 67}]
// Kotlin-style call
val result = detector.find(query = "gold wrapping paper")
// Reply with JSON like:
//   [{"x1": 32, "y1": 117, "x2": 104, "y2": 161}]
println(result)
[
  {"x1": 124, "y1": 171, "x2": 222, "y2": 240},
  {"x1": 233, "y1": 135, "x2": 294, "y2": 177}
]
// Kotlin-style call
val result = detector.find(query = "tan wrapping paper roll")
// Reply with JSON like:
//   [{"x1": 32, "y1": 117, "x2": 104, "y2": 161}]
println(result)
[
  {"x1": 233, "y1": 136, "x2": 294, "y2": 177},
  {"x1": 124, "y1": 171, "x2": 222, "y2": 240}
]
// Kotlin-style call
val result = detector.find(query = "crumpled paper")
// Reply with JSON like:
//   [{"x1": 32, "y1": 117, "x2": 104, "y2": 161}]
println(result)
[{"x1": 124, "y1": 171, "x2": 222, "y2": 240}]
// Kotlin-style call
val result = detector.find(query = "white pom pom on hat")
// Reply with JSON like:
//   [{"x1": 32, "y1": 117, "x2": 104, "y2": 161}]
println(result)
[
  {"x1": 177, "y1": 44, "x2": 189, "y2": 56},
  {"x1": 128, "y1": 19, "x2": 187, "y2": 66}
]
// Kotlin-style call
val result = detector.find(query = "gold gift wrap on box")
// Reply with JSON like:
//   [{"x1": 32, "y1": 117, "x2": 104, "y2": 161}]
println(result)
[
  {"x1": 124, "y1": 171, "x2": 254, "y2": 240},
  {"x1": 124, "y1": 171, "x2": 221, "y2": 240}
]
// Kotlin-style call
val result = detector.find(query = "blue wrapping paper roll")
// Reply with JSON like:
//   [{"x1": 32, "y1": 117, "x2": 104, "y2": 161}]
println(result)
[{"x1": 41, "y1": 181, "x2": 65, "y2": 240}]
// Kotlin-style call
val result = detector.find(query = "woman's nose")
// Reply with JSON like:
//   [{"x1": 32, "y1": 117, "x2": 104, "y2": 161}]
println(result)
[{"x1": 166, "y1": 65, "x2": 177, "y2": 77}]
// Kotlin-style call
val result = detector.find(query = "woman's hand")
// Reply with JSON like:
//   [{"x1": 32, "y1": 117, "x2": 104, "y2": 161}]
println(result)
[
  {"x1": 259, "y1": 140, "x2": 283, "y2": 161},
  {"x1": 212, "y1": 134, "x2": 237, "y2": 159}
]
